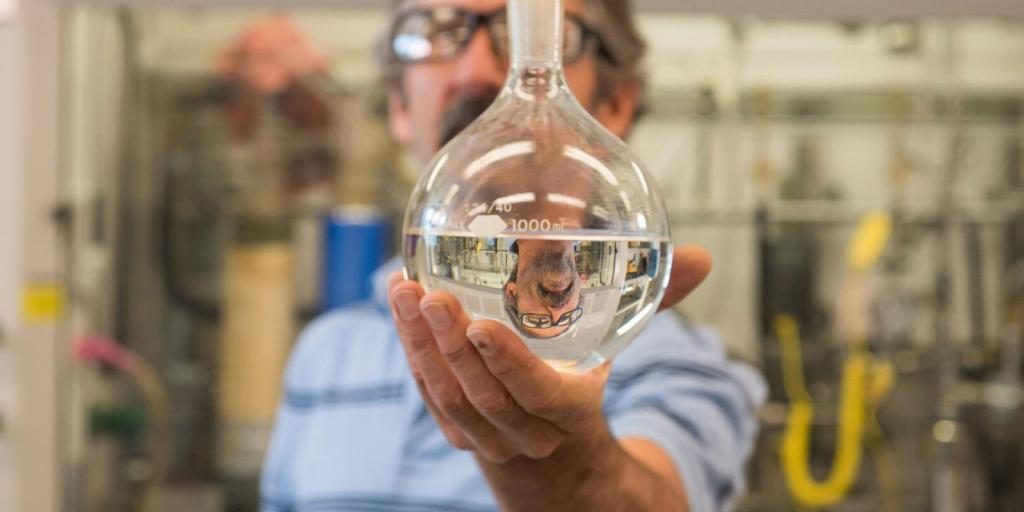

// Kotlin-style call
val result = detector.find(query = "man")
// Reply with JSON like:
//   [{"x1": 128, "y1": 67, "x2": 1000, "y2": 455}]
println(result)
[{"x1": 261, "y1": 1, "x2": 765, "y2": 510}]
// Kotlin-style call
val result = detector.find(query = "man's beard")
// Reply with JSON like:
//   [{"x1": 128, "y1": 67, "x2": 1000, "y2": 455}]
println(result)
[
  {"x1": 437, "y1": 86, "x2": 500, "y2": 148},
  {"x1": 533, "y1": 248, "x2": 578, "y2": 309}
]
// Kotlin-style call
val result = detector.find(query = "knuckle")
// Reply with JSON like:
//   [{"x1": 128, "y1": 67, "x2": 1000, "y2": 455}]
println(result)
[
  {"x1": 400, "y1": 327, "x2": 435, "y2": 353},
  {"x1": 489, "y1": 359, "x2": 517, "y2": 380},
  {"x1": 439, "y1": 342, "x2": 473, "y2": 365},
  {"x1": 523, "y1": 390, "x2": 561, "y2": 416},
  {"x1": 480, "y1": 444, "x2": 516, "y2": 464},
  {"x1": 473, "y1": 391, "x2": 513, "y2": 415},
  {"x1": 442, "y1": 429, "x2": 473, "y2": 451},
  {"x1": 523, "y1": 437, "x2": 561, "y2": 459},
  {"x1": 436, "y1": 388, "x2": 472, "y2": 417},
  {"x1": 498, "y1": 410, "x2": 530, "y2": 431}
]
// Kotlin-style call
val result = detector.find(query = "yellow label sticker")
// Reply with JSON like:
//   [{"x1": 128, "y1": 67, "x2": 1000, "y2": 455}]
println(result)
[{"x1": 21, "y1": 284, "x2": 65, "y2": 323}]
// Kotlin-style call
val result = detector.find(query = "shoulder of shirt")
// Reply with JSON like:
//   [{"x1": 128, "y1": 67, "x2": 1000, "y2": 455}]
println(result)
[
  {"x1": 283, "y1": 301, "x2": 396, "y2": 390},
  {"x1": 611, "y1": 311, "x2": 767, "y2": 407},
  {"x1": 630, "y1": 311, "x2": 727, "y2": 357}
]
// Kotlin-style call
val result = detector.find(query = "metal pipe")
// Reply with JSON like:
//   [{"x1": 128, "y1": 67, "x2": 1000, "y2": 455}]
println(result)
[
  {"x1": 668, "y1": 196, "x2": 1024, "y2": 227},
  {"x1": 931, "y1": 22, "x2": 966, "y2": 512}
]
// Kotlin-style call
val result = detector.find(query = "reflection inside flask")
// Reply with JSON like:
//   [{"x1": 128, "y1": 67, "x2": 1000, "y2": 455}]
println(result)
[
  {"x1": 502, "y1": 239, "x2": 584, "y2": 338},
  {"x1": 417, "y1": 233, "x2": 663, "y2": 346}
]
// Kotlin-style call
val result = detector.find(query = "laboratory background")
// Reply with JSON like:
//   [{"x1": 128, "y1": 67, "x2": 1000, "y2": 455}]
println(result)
[{"x1": 2, "y1": 0, "x2": 1024, "y2": 510}]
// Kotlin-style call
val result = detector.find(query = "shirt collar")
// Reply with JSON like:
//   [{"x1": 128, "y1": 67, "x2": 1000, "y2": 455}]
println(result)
[{"x1": 371, "y1": 255, "x2": 405, "y2": 316}]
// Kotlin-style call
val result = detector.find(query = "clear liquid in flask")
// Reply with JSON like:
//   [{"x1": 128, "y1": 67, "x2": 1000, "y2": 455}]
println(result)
[{"x1": 405, "y1": 230, "x2": 671, "y2": 372}]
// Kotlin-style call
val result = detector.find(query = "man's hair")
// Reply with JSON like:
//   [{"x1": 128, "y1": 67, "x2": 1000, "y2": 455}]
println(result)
[{"x1": 377, "y1": 0, "x2": 648, "y2": 121}]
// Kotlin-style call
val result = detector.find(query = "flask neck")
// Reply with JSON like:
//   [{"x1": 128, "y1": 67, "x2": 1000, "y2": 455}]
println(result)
[{"x1": 507, "y1": 0, "x2": 564, "y2": 95}]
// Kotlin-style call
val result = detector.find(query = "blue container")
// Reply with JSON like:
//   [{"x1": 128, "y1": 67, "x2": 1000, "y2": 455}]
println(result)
[{"x1": 322, "y1": 206, "x2": 392, "y2": 311}]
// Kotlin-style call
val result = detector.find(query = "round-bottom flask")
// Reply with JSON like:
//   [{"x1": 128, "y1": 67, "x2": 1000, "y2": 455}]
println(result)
[{"x1": 402, "y1": 0, "x2": 671, "y2": 373}]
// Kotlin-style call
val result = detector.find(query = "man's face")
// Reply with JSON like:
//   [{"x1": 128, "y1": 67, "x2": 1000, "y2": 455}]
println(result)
[
  {"x1": 505, "y1": 240, "x2": 582, "y2": 338},
  {"x1": 388, "y1": 0, "x2": 637, "y2": 163}
]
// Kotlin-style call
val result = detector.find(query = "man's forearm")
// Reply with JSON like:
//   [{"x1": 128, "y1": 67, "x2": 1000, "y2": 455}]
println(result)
[{"x1": 475, "y1": 426, "x2": 688, "y2": 512}]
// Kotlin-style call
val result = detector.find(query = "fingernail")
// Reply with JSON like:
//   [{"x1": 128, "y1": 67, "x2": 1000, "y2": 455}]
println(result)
[
  {"x1": 421, "y1": 301, "x2": 452, "y2": 331},
  {"x1": 467, "y1": 329, "x2": 492, "y2": 355},
  {"x1": 393, "y1": 290, "x2": 421, "y2": 321}
]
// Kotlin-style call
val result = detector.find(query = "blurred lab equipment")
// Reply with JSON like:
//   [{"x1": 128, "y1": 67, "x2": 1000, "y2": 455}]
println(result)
[
  {"x1": 322, "y1": 206, "x2": 392, "y2": 310},
  {"x1": 52, "y1": 10, "x2": 401, "y2": 510},
  {"x1": 11, "y1": 2, "x2": 1023, "y2": 512}
]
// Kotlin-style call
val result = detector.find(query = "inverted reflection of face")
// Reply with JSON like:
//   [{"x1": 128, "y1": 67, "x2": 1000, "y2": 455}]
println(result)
[{"x1": 503, "y1": 239, "x2": 583, "y2": 338}]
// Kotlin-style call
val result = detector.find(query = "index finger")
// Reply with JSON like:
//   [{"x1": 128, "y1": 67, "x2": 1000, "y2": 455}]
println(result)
[{"x1": 464, "y1": 320, "x2": 589, "y2": 423}]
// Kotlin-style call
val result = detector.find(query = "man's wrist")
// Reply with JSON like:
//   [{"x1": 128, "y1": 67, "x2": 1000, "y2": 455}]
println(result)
[{"x1": 476, "y1": 421, "x2": 629, "y2": 511}]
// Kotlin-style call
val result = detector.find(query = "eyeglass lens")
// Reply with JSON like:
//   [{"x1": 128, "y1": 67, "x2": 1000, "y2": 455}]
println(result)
[{"x1": 393, "y1": 7, "x2": 588, "y2": 64}]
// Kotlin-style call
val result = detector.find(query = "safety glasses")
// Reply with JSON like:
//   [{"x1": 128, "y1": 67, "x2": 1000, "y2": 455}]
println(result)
[
  {"x1": 508, "y1": 303, "x2": 584, "y2": 329},
  {"x1": 389, "y1": 5, "x2": 614, "y2": 66}
]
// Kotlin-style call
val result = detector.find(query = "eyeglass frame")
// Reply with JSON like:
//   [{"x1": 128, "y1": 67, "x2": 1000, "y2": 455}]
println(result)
[
  {"x1": 504, "y1": 297, "x2": 584, "y2": 330},
  {"x1": 388, "y1": 5, "x2": 618, "y2": 67}
]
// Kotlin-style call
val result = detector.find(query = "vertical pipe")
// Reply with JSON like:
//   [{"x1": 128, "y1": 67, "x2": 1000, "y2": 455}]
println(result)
[{"x1": 931, "y1": 22, "x2": 965, "y2": 512}]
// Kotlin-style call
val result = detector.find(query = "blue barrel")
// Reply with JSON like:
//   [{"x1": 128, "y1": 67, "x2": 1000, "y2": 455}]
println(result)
[{"x1": 321, "y1": 206, "x2": 392, "y2": 311}]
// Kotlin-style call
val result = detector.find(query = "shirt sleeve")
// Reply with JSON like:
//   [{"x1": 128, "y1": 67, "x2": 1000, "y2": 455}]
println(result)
[
  {"x1": 260, "y1": 398, "x2": 302, "y2": 512},
  {"x1": 605, "y1": 313, "x2": 766, "y2": 512}
]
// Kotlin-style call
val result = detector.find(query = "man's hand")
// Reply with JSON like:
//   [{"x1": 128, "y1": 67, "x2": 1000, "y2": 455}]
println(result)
[
  {"x1": 388, "y1": 272, "x2": 595, "y2": 463},
  {"x1": 386, "y1": 244, "x2": 711, "y2": 509}
]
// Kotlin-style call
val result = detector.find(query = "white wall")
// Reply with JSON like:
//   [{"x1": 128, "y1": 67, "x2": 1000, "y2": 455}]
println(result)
[
  {"x1": 0, "y1": 16, "x2": 24, "y2": 512},
  {"x1": 3, "y1": 0, "x2": 63, "y2": 511}
]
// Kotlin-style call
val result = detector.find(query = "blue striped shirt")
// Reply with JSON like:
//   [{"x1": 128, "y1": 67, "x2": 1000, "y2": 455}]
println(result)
[{"x1": 261, "y1": 258, "x2": 765, "y2": 511}]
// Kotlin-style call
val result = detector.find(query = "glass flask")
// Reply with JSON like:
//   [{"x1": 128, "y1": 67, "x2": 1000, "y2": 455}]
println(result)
[{"x1": 402, "y1": 0, "x2": 671, "y2": 373}]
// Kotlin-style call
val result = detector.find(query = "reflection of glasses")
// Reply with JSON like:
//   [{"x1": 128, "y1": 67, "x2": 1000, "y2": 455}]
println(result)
[
  {"x1": 390, "y1": 6, "x2": 614, "y2": 65},
  {"x1": 508, "y1": 303, "x2": 584, "y2": 329}
]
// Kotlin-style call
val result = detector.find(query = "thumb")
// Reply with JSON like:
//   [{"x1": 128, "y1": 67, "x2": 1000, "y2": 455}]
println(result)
[{"x1": 657, "y1": 245, "x2": 712, "y2": 312}]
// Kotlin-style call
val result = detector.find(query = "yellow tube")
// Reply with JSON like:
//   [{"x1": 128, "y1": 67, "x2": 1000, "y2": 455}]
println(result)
[
  {"x1": 775, "y1": 211, "x2": 901, "y2": 507},
  {"x1": 776, "y1": 314, "x2": 870, "y2": 507}
]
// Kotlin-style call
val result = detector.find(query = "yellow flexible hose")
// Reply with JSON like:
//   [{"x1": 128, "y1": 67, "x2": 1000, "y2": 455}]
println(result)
[
  {"x1": 776, "y1": 314, "x2": 869, "y2": 507},
  {"x1": 775, "y1": 211, "x2": 897, "y2": 508}
]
